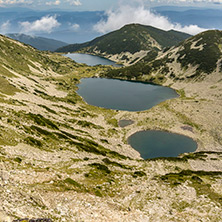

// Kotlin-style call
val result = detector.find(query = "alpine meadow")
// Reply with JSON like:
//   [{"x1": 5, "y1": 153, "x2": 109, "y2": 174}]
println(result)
[{"x1": 0, "y1": 1, "x2": 222, "y2": 221}]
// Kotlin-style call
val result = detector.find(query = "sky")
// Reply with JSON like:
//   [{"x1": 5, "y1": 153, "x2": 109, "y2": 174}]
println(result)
[
  {"x1": 93, "y1": 2, "x2": 207, "y2": 35},
  {"x1": 1, "y1": 0, "x2": 222, "y2": 10},
  {"x1": 0, "y1": 0, "x2": 221, "y2": 41}
]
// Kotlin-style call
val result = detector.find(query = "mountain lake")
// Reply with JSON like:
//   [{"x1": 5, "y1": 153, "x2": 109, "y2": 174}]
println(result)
[
  {"x1": 77, "y1": 78, "x2": 179, "y2": 112},
  {"x1": 65, "y1": 53, "x2": 122, "y2": 67},
  {"x1": 128, "y1": 130, "x2": 197, "y2": 159},
  {"x1": 77, "y1": 78, "x2": 197, "y2": 158}
]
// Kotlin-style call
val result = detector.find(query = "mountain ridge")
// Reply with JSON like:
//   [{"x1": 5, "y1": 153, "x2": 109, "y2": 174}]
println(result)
[
  {"x1": 56, "y1": 24, "x2": 191, "y2": 65},
  {"x1": 7, "y1": 33, "x2": 68, "y2": 51},
  {"x1": 104, "y1": 29, "x2": 222, "y2": 83}
]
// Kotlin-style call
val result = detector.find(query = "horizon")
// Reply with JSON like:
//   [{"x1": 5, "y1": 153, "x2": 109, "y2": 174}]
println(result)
[
  {"x1": 1, "y1": 5, "x2": 222, "y2": 12},
  {"x1": 1, "y1": 1, "x2": 222, "y2": 43},
  {"x1": 1, "y1": 0, "x2": 222, "y2": 11}
]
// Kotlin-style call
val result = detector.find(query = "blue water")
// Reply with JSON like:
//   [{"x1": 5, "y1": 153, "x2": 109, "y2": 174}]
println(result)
[
  {"x1": 128, "y1": 130, "x2": 197, "y2": 159},
  {"x1": 65, "y1": 53, "x2": 122, "y2": 67},
  {"x1": 119, "y1": 120, "x2": 134, "y2": 127},
  {"x1": 77, "y1": 78, "x2": 178, "y2": 112}
]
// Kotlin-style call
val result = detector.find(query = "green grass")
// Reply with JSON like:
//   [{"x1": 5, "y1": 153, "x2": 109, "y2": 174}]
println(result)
[
  {"x1": 24, "y1": 136, "x2": 43, "y2": 147},
  {"x1": 57, "y1": 24, "x2": 189, "y2": 55},
  {"x1": 176, "y1": 30, "x2": 222, "y2": 75},
  {"x1": 104, "y1": 30, "x2": 222, "y2": 82},
  {"x1": 27, "y1": 113, "x2": 59, "y2": 130},
  {"x1": 52, "y1": 178, "x2": 86, "y2": 192},
  {"x1": 0, "y1": 76, "x2": 19, "y2": 95},
  {"x1": 14, "y1": 157, "x2": 22, "y2": 163},
  {"x1": 0, "y1": 127, "x2": 19, "y2": 146},
  {"x1": 30, "y1": 125, "x2": 54, "y2": 136},
  {"x1": 38, "y1": 105, "x2": 57, "y2": 114},
  {"x1": 133, "y1": 171, "x2": 146, "y2": 178},
  {"x1": 102, "y1": 158, "x2": 129, "y2": 169},
  {"x1": 84, "y1": 163, "x2": 115, "y2": 191},
  {"x1": 146, "y1": 152, "x2": 210, "y2": 162},
  {"x1": 161, "y1": 170, "x2": 222, "y2": 205},
  {"x1": 107, "y1": 118, "x2": 118, "y2": 127},
  {"x1": 89, "y1": 163, "x2": 111, "y2": 174},
  {"x1": 77, "y1": 120, "x2": 103, "y2": 129},
  {"x1": 0, "y1": 65, "x2": 16, "y2": 77},
  {"x1": 103, "y1": 56, "x2": 167, "y2": 83},
  {"x1": 171, "y1": 201, "x2": 191, "y2": 212},
  {"x1": 64, "y1": 178, "x2": 82, "y2": 188},
  {"x1": 26, "y1": 124, "x2": 112, "y2": 154}
]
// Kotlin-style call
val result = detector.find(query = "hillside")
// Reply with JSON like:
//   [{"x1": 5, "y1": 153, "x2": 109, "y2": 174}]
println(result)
[
  {"x1": 7, "y1": 33, "x2": 68, "y2": 51},
  {"x1": 104, "y1": 30, "x2": 222, "y2": 82},
  {"x1": 0, "y1": 35, "x2": 222, "y2": 221},
  {"x1": 56, "y1": 24, "x2": 190, "y2": 65}
]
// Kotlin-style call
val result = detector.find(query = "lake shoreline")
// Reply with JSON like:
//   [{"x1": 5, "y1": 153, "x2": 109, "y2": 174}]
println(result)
[
  {"x1": 63, "y1": 54, "x2": 222, "y2": 156},
  {"x1": 128, "y1": 130, "x2": 198, "y2": 159},
  {"x1": 64, "y1": 52, "x2": 122, "y2": 67},
  {"x1": 76, "y1": 77, "x2": 178, "y2": 112}
]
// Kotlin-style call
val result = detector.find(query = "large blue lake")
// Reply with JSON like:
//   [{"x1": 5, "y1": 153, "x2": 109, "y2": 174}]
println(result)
[
  {"x1": 128, "y1": 130, "x2": 197, "y2": 159},
  {"x1": 77, "y1": 78, "x2": 178, "y2": 112},
  {"x1": 65, "y1": 53, "x2": 122, "y2": 67},
  {"x1": 76, "y1": 75, "x2": 196, "y2": 159}
]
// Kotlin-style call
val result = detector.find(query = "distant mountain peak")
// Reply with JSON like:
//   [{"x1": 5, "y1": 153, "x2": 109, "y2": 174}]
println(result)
[
  {"x1": 56, "y1": 24, "x2": 190, "y2": 65},
  {"x1": 6, "y1": 33, "x2": 68, "y2": 51}
]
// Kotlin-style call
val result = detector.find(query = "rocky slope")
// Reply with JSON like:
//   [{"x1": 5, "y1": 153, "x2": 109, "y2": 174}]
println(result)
[
  {"x1": 56, "y1": 24, "x2": 190, "y2": 65},
  {"x1": 0, "y1": 34, "x2": 221, "y2": 221},
  {"x1": 105, "y1": 30, "x2": 222, "y2": 82}
]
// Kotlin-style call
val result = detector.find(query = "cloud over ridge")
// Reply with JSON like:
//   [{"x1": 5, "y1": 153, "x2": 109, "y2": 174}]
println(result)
[
  {"x1": 20, "y1": 15, "x2": 61, "y2": 34},
  {"x1": 67, "y1": 0, "x2": 82, "y2": 6},
  {"x1": 0, "y1": 20, "x2": 10, "y2": 33},
  {"x1": 0, "y1": 0, "x2": 33, "y2": 5},
  {"x1": 94, "y1": 4, "x2": 207, "y2": 35},
  {"x1": 46, "y1": 0, "x2": 60, "y2": 6}
]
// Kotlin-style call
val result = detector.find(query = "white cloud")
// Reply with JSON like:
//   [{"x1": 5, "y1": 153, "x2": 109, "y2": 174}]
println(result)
[
  {"x1": 170, "y1": 0, "x2": 222, "y2": 2},
  {"x1": 174, "y1": 24, "x2": 206, "y2": 35},
  {"x1": 0, "y1": 20, "x2": 10, "y2": 33},
  {"x1": 0, "y1": 0, "x2": 33, "y2": 5},
  {"x1": 70, "y1": 23, "x2": 80, "y2": 31},
  {"x1": 68, "y1": 0, "x2": 82, "y2": 6},
  {"x1": 94, "y1": 4, "x2": 207, "y2": 35},
  {"x1": 145, "y1": 0, "x2": 222, "y2": 3},
  {"x1": 20, "y1": 15, "x2": 60, "y2": 34},
  {"x1": 46, "y1": 0, "x2": 60, "y2": 6}
]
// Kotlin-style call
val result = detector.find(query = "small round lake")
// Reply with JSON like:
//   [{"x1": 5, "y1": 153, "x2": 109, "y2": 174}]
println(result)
[
  {"x1": 119, "y1": 119, "x2": 134, "y2": 127},
  {"x1": 65, "y1": 53, "x2": 122, "y2": 67},
  {"x1": 128, "y1": 131, "x2": 197, "y2": 159},
  {"x1": 77, "y1": 78, "x2": 178, "y2": 111}
]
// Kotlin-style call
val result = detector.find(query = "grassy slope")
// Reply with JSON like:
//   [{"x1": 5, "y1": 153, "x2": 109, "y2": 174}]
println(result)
[
  {"x1": 0, "y1": 35, "x2": 221, "y2": 221},
  {"x1": 56, "y1": 24, "x2": 190, "y2": 55},
  {"x1": 104, "y1": 30, "x2": 222, "y2": 82},
  {"x1": 175, "y1": 30, "x2": 222, "y2": 74}
]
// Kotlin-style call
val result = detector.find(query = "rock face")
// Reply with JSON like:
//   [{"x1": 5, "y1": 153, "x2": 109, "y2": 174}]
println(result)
[
  {"x1": 56, "y1": 24, "x2": 190, "y2": 65},
  {"x1": 0, "y1": 34, "x2": 222, "y2": 221}
]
